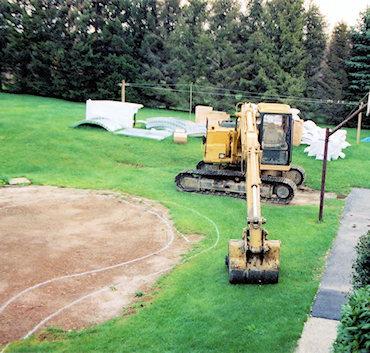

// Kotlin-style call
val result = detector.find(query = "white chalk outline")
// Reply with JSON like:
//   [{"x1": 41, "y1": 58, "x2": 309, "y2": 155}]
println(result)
[{"x1": 0, "y1": 194, "x2": 220, "y2": 344}]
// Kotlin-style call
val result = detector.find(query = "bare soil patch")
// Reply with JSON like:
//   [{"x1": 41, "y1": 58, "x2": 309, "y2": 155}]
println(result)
[
  {"x1": 289, "y1": 185, "x2": 338, "y2": 206},
  {"x1": 0, "y1": 185, "x2": 337, "y2": 345},
  {"x1": 0, "y1": 186, "x2": 202, "y2": 345}
]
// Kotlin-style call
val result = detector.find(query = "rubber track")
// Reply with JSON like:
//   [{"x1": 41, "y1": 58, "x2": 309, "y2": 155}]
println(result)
[
  {"x1": 288, "y1": 165, "x2": 307, "y2": 186},
  {"x1": 175, "y1": 169, "x2": 297, "y2": 204},
  {"x1": 197, "y1": 161, "x2": 306, "y2": 187}
]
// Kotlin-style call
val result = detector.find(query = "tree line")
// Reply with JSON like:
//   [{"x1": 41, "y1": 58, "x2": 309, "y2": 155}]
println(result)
[{"x1": 1, "y1": 0, "x2": 370, "y2": 126}]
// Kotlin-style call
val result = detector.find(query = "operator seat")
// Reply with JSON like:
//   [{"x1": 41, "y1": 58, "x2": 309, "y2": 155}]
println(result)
[{"x1": 262, "y1": 123, "x2": 287, "y2": 150}]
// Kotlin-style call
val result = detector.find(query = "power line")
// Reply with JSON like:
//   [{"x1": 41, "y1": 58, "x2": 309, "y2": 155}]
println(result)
[{"x1": 126, "y1": 82, "x2": 359, "y2": 106}]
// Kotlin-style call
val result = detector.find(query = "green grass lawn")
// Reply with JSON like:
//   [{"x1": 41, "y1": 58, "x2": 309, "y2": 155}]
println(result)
[{"x1": 1, "y1": 93, "x2": 370, "y2": 352}]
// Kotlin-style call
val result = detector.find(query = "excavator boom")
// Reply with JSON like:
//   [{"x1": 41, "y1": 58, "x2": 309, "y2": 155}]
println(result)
[{"x1": 226, "y1": 103, "x2": 280, "y2": 284}]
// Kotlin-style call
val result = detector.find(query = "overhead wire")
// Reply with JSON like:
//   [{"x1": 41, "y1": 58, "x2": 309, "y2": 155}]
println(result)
[
  {"x1": 343, "y1": 92, "x2": 370, "y2": 119},
  {"x1": 126, "y1": 82, "x2": 359, "y2": 106}
]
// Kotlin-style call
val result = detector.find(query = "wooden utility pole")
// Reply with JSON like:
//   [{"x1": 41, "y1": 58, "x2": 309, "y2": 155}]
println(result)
[
  {"x1": 189, "y1": 83, "x2": 193, "y2": 120},
  {"x1": 118, "y1": 80, "x2": 127, "y2": 102}
]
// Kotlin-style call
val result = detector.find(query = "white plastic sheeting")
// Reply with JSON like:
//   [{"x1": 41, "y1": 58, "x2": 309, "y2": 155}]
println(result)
[
  {"x1": 146, "y1": 117, "x2": 206, "y2": 136},
  {"x1": 86, "y1": 99, "x2": 143, "y2": 128},
  {"x1": 71, "y1": 117, "x2": 125, "y2": 132},
  {"x1": 71, "y1": 102, "x2": 207, "y2": 141},
  {"x1": 114, "y1": 117, "x2": 206, "y2": 140},
  {"x1": 72, "y1": 100, "x2": 143, "y2": 132},
  {"x1": 291, "y1": 108, "x2": 301, "y2": 120},
  {"x1": 115, "y1": 128, "x2": 173, "y2": 141},
  {"x1": 302, "y1": 120, "x2": 351, "y2": 160}
]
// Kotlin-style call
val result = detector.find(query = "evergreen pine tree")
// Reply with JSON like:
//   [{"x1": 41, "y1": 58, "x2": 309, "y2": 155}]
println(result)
[
  {"x1": 346, "y1": 8, "x2": 370, "y2": 101},
  {"x1": 309, "y1": 23, "x2": 351, "y2": 124},
  {"x1": 233, "y1": 1, "x2": 272, "y2": 100},
  {"x1": 139, "y1": 0, "x2": 183, "y2": 108},
  {"x1": 302, "y1": 1, "x2": 328, "y2": 120},
  {"x1": 208, "y1": 0, "x2": 242, "y2": 111},
  {"x1": 326, "y1": 23, "x2": 351, "y2": 123},
  {"x1": 243, "y1": 0, "x2": 264, "y2": 35},
  {"x1": 168, "y1": 0, "x2": 212, "y2": 109},
  {"x1": 2, "y1": 0, "x2": 140, "y2": 101},
  {"x1": 2, "y1": 0, "x2": 48, "y2": 94},
  {"x1": 264, "y1": 0, "x2": 308, "y2": 101},
  {"x1": 304, "y1": 2, "x2": 327, "y2": 90},
  {"x1": 0, "y1": 0, "x2": 9, "y2": 90},
  {"x1": 237, "y1": 0, "x2": 309, "y2": 103}
]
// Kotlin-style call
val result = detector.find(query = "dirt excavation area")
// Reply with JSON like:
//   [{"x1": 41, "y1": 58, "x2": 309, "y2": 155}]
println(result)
[
  {"x1": 0, "y1": 186, "x2": 204, "y2": 345},
  {"x1": 0, "y1": 185, "x2": 336, "y2": 345}
]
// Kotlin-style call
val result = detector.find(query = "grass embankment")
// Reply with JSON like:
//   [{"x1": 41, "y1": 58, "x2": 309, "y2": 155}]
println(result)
[{"x1": 1, "y1": 93, "x2": 369, "y2": 352}]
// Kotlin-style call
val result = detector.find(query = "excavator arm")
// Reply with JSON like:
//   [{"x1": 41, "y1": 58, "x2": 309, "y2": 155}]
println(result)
[{"x1": 227, "y1": 103, "x2": 281, "y2": 284}]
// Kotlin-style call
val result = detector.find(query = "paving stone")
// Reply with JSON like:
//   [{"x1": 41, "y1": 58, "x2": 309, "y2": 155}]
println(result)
[
  {"x1": 8, "y1": 177, "x2": 31, "y2": 185},
  {"x1": 296, "y1": 188, "x2": 370, "y2": 352}
]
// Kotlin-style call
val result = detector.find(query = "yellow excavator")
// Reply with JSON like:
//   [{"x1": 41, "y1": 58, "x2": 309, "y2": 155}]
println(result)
[
  {"x1": 175, "y1": 102, "x2": 305, "y2": 204},
  {"x1": 224, "y1": 103, "x2": 280, "y2": 283}
]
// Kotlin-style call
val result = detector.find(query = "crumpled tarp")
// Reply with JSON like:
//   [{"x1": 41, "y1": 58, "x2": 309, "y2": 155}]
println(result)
[
  {"x1": 70, "y1": 117, "x2": 125, "y2": 132},
  {"x1": 72, "y1": 100, "x2": 143, "y2": 131},
  {"x1": 114, "y1": 128, "x2": 173, "y2": 141},
  {"x1": 71, "y1": 101, "x2": 207, "y2": 140},
  {"x1": 146, "y1": 117, "x2": 206, "y2": 136},
  {"x1": 302, "y1": 120, "x2": 351, "y2": 160}
]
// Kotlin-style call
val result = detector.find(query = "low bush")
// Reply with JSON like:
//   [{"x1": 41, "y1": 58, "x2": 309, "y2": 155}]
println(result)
[
  {"x1": 333, "y1": 285, "x2": 370, "y2": 352},
  {"x1": 333, "y1": 232, "x2": 370, "y2": 352},
  {"x1": 352, "y1": 231, "x2": 370, "y2": 290}
]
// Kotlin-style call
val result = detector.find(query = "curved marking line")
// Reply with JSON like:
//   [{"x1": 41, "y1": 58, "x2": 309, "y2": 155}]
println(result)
[
  {"x1": 0, "y1": 201, "x2": 174, "y2": 315},
  {"x1": 22, "y1": 201, "x2": 220, "y2": 340},
  {"x1": 163, "y1": 201, "x2": 220, "y2": 255}
]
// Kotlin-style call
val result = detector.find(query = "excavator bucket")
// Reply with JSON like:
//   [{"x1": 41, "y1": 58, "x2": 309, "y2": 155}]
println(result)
[{"x1": 227, "y1": 236, "x2": 281, "y2": 284}]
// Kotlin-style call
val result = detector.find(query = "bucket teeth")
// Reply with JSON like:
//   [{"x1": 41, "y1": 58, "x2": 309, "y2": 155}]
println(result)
[{"x1": 228, "y1": 267, "x2": 279, "y2": 284}]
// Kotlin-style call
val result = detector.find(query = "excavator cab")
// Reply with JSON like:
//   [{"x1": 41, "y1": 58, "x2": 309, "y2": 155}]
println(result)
[{"x1": 258, "y1": 104, "x2": 293, "y2": 166}]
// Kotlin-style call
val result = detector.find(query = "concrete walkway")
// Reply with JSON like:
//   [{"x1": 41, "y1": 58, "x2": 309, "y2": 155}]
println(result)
[{"x1": 296, "y1": 188, "x2": 370, "y2": 352}]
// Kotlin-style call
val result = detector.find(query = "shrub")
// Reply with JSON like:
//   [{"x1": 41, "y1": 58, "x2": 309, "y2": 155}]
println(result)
[
  {"x1": 333, "y1": 285, "x2": 370, "y2": 352},
  {"x1": 352, "y1": 231, "x2": 370, "y2": 290}
]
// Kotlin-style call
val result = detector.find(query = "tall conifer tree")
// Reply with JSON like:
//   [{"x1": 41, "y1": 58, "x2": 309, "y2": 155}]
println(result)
[
  {"x1": 346, "y1": 8, "x2": 370, "y2": 101},
  {"x1": 264, "y1": 0, "x2": 308, "y2": 100},
  {"x1": 0, "y1": 0, "x2": 9, "y2": 90},
  {"x1": 302, "y1": 1, "x2": 328, "y2": 120},
  {"x1": 305, "y1": 22, "x2": 350, "y2": 124},
  {"x1": 304, "y1": 2, "x2": 327, "y2": 91},
  {"x1": 207, "y1": 0, "x2": 242, "y2": 110},
  {"x1": 138, "y1": 0, "x2": 183, "y2": 108}
]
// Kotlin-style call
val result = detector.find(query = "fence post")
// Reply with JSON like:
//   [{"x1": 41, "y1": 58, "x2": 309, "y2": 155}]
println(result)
[
  {"x1": 319, "y1": 127, "x2": 330, "y2": 221},
  {"x1": 189, "y1": 83, "x2": 193, "y2": 120},
  {"x1": 357, "y1": 102, "x2": 363, "y2": 145},
  {"x1": 318, "y1": 102, "x2": 367, "y2": 221},
  {"x1": 121, "y1": 80, "x2": 126, "y2": 102}
]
